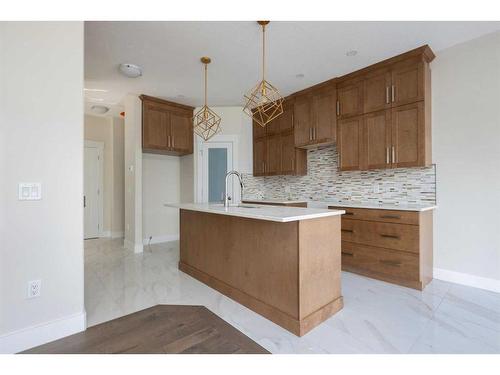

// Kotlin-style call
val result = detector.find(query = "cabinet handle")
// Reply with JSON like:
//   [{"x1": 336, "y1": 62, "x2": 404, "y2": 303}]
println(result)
[
  {"x1": 341, "y1": 251, "x2": 354, "y2": 257},
  {"x1": 392, "y1": 146, "x2": 396, "y2": 164},
  {"x1": 336, "y1": 100, "x2": 340, "y2": 116},
  {"x1": 380, "y1": 214, "x2": 401, "y2": 219},
  {"x1": 341, "y1": 229, "x2": 354, "y2": 233},
  {"x1": 83, "y1": 195, "x2": 86, "y2": 208},
  {"x1": 379, "y1": 259, "x2": 402, "y2": 267},
  {"x1": 313, "y1": 127, "x2": 316, "y2": 140},
  {"x1": 309, "y1": 128, "x2": 312, "y2": 141},
  {"x1": 386, "y1": 87, "x2": 390, "y2": 104},
  {"x1": 380, "y1": 233, "x2": 400, "y2": 239},
  {"x1": 172, "y1": 136, "x2": 174, "y2": 148},
  {"x1": 391, "y1": 85, "x2": 395, "y2": 102},
  {"x1": 386, "y1": 147, "x2": 390, "y2": 164}
]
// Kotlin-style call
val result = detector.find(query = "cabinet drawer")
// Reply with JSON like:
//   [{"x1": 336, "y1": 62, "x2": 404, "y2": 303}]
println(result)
[
  {"x1": 341, "y1": 219, "x2": 419, "y2": 253},
  {"x1": 341, "y1": 241, "x2": 419, "y2": 282},
  {"x1": 329, "y1": 206, "x2": 419, "y2": 225}
]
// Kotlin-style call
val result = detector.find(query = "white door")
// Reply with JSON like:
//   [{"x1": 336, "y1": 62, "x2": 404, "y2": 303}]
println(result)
[
  {"x1": 84, "y1": 146, "x2": 101, "y2": 239},
  {"x1": 201, "y1": 142, "x2": 234, "y2": 203}
]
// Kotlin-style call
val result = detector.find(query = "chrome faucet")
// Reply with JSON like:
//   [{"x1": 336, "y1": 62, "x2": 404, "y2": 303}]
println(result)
[{"x1": 224, "y1": 170, "x2": 244, "y2": 208}]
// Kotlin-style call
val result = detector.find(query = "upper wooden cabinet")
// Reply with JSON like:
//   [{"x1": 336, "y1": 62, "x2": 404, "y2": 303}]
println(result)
[
  {"x1": 140, "y1": 95, "x2": 194, "y2": 156},
  {"x1": 293, "y1": 87, "x2": 337, "y2": 148},
  {"x1": 253, "y1": 100, "x2": 307, "y2": 176},
  {"x1": 337, "y1": 115, "x2": 363, "y2": 171},
  {"x1": 336, "y1": 45, "x2": 434, "y2": 171}
]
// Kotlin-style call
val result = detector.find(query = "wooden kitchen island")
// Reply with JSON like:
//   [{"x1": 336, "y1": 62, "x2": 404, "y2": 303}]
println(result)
[{"x1": 168, "y1": 203, "x2": 345, "y2": 336}]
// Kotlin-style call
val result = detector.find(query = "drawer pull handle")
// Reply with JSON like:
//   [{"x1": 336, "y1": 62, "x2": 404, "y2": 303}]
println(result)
[
  {"x1": 341, "y1": 251, "x2": 354, "y2": 257},
  {"x1": 379, "y1": 259, "x2": 402, "y2": 267},
  {"x1": 380, "y1": 215, "x2": 401, "y2": 219},
  {"x1": 380, "y1": 234, "x2": 400, "y2": 239},
  {"x1": 341, "y1": 229, "x2": 354, "y2": 233}
]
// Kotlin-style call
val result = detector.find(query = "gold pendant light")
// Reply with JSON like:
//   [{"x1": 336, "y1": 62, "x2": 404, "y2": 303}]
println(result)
[
  {"x1": 243, "y1": 21, "x2": 284, "y2": 127},
  {"x1": 193, "y1": 57, "x2": 222, "y2": 141}
]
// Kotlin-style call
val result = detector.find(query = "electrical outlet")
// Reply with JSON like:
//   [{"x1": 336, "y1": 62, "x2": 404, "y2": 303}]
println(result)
[{"x1": 27, "y1": 280, "x2": 41, "y2": 299}]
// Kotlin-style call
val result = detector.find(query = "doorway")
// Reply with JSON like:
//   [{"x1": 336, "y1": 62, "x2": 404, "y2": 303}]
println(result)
[
  {"x1": 84, "y1": 140, "x2": 104, "y2": 239},
  {"x1": 196, "y1": 135, "x2": 238, "y2": 204}
]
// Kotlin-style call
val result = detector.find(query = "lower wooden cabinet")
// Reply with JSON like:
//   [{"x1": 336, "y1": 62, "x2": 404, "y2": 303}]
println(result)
[{"x1": 329, "y1": 206, "x2": 433, "y2": 290}]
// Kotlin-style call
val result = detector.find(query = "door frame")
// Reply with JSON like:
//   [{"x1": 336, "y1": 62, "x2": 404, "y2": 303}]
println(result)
[
  {"x1": 84, "y1": 140, "x2": 104, "y2": 238},
  {"x1": 195, "y1": 134, "x2": 239, "y2": 203}
]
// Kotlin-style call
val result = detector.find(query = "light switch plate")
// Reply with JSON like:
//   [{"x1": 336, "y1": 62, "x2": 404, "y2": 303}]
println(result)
[{"x1": 18, "y1": 183, "x2": 42, "y2": 200}]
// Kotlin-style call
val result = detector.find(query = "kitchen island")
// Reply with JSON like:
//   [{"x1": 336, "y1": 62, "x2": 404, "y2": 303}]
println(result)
[{"x1": 165, "y1": 203, "x2": 345, "y2": 336}]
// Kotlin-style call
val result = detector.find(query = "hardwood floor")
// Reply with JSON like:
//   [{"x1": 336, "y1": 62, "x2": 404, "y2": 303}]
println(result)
[{"x1": 23, "y1": 305, "x2": 269, "y2": 354}]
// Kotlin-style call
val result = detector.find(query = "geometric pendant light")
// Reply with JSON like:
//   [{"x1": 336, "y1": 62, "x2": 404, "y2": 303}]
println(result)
[
  {"x1": 193, "y1": 57, "x2": 222, "y2": 141},
  {"x1": 243, "y1": 21, "x2": 284, "y2": 127}
]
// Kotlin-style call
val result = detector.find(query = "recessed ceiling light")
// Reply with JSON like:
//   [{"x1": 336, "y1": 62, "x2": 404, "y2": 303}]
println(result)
[
  {"x1": 176, "y1": 94, "x2": 186, "y2": 99},
  {"x1": 295, "y1": 73, "x2": 305, "y2": 79},
  {"x1": 119, "y1": 63, "x2": 142, "y2": 78},
  {"x1": 91, "y1": 105, "x2": 109, "y2": 114},
  {"x1": 346, "y1": 50, "x2": 358, "y2": 57}
]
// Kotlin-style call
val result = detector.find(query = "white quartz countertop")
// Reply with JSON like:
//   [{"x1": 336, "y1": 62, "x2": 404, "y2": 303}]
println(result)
[
  {"x1": 309, "y1": 200, "x2": 437, "y2": 212},
  {"x1": 241, "y1": 199, "x2": 307, "y2": 205},
  {"x1": 164, "y1": 203, "x2": 344, "y2": 223}
]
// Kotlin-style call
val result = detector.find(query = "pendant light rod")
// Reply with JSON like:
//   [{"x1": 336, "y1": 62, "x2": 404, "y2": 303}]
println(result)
[
  {"x1": 258, "y1": 21, "x2": 269, "y2": 82},
  {"x1": 200, "y1": 56, "x2": 211, "y2": 107}
]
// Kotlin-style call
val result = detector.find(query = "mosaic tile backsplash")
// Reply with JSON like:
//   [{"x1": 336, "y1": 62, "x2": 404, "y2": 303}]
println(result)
[{"x1": 242, "y1": 145, "x2": 436, "y2": 205}]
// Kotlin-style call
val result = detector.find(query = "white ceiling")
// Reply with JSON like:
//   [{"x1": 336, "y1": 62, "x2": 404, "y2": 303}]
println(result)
[{"x1": 84, "y1": 21, "x2": 500, "y2": 116}]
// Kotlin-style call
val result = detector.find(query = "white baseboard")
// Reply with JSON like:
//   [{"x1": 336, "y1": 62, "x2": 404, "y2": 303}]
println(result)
[
  {"x1": 99, "y1": 231, "x2": 124, "y2": 239},
  {"x1": 111, "y1": 231, "x2": 124, "y2": 239},
  {"x1": 434, "y1": 268, "x2": 500, "y2": 293},
  {"x1": 124, "y1": 238, "x2": 143, "y2": 253},
  {"x1": 100, "y1": 230, "x2": 111, "y2": 238},
  {"x1": 143, "y1": 234, "x2": 180, "y2": 245},
  {"x1": 0, "y1": 310, "x2": 86, "y2": 354}
]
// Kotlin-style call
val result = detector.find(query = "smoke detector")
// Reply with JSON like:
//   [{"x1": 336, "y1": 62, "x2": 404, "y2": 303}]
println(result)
[{"x1": 119, "y1": 63, "x2": 142, "y2": 78}]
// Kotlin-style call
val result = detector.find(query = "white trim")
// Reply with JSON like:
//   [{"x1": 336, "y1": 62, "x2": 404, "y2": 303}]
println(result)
[
  {"x1": 84, "y1": 140, "x2": 105, "y2": 238},
  {"x1": 100, "y1": 230, "x2": 111, "y2": 238},
  {"x1": 434, "y1": 267, "x2": 500, "y2": 293},
  {"x1": 0, "y1": 311, "x2": 86, "y2": 354},
  {"x1": 143, "y1": 234, "x2": 179, "y2": 245},
  {"x1": 98, "y1": 231, "x2": 124, "y2": 239},
  {"x1": 124, "y1": 238, "x2": 143, "y2": 253}
]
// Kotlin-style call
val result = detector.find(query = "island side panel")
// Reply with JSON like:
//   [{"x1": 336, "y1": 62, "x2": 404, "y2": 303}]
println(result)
[
  {"x1": 298, "y1": 215, "x2": 343, "y2": 335},
  {"x1": 179, "y1": 209, "x2": 300, "y2": 321}
]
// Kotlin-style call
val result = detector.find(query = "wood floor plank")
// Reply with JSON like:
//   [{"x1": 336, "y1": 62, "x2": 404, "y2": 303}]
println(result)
[{"x1": 23, "y1": 305, "x2": 269, "y2": 354}]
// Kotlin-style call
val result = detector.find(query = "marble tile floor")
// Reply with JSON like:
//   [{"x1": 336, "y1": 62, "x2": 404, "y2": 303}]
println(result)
[{"x1": 84, "y1": 238, "x2": 500, "y2": 354}]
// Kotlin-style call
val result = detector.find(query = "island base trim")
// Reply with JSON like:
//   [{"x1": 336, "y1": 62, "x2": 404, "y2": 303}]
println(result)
[{"x1": 179, "y1": 261, "x2": 343, "y2": 336}]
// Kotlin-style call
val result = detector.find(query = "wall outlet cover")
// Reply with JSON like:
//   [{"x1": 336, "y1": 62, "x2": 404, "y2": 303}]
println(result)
[{"x1": 27, "y1": 279, "x2": 41, "y2": 299}]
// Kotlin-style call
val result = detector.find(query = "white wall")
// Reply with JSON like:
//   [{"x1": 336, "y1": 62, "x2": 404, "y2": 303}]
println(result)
[
  {"x1": 112, "y1": 117, "x2": 125, "y2": 236},
  {"x1": 432, "y1": 31, "x2": 500, "y2": 287},
  {"x1": 124, "y1": 94, "x2": 143, "y2": 252},
  {"x1": 143, "y1": 154, "x2": 181, "y2": 243},
  {"x1": 0, "y1": 22, "x2": 85, "y2": 352}
]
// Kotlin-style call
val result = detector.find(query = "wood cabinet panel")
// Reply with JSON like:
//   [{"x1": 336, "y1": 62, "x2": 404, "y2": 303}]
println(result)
[
  {"x1": 312, "y1": 88, "x2": 336, "y2": 144},
  {"x1": 364, "y1": 110, "x2": 391, "y2": 170},
  {"x1": 328, "y1": 206, "x2": 420, "y2": 225},
  {"x1": 253, "y1": 137, "x2": 266, "y2": 176},
  {"x1": 391, "y1": 101, "x2": 424, "y2": 168},
  {"x1": 337, "y1": 80, "x2": 363, "y2": 119},
  {"x1": 170, "y1": 112, "x2": 192, "y2": 154},
  {"x1": 337, "y1": 116, "x2": 363, "y2": 171},
  {"x1": 266, "y1": 134, "x2": 281, "y2": 175},
  {"x1": 341, "y1": 218, "x2": 419, "y2": 254},
  {"x1": 293, "y1": 96, "x2": 312, "y2": 146},
  {"x1": 363, "y1": 70, "x2": 392, "y2": 113},
  {"x1": 143, "y1": 105, "x2": 169, "y2": 150},
  {"x1": 265, "y1": 115, "x2": 281, "y2": 135},
  {"x1": 278, "y1": 105, "x2": 294, "y2": 133},
  {"x1": 253, "y1": 120, "x2": 267, "y2": 139},
  {"x1": 391, "y1": 61, "x2": 424, "y2": 107}
]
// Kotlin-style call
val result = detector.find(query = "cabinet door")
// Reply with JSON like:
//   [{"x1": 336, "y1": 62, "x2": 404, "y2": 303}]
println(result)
[
  {"x1": 337, "y1": 81, "x2": 363, "y2": 119},
  {"x1": 253, "y1": 120, "x2": 267, "y2": 139},
  {"x1": 364, "y1": 110, "x2": 391, "y2": 170},
  {"x1": 143, "y1": 104, "x2": 169, "y2": 150},
  {"x1": 391, "y1": 62, "x2": 424, "y2": 107},
  {"x1": 279, "y1": 105, "x2": 294, "y2": 133},
  {"x1": 363, "y1": 70, "x2": 392, "y2": 113},
  {"x1": 391, "y1": 102, "x2": 424, "y2": 168},
  {"x1": 266, "y1": 134, "x2": 281, "y2": 175},
  {"x1": 313, "y1": 88, "x2": 336, "y2": 143},
  {"x1": 293, "y1": 96, "x2": 312, "y2": 146},
  {"x1": 337, "y1": 116, "x2": 363, "y2": 171},
  {"x1": 266, "y1": 113, "x2": 281, "y2": 135},
  {"x1": 170, "y1": 112, "x2": 192, "y2": 154},
  {"x1": 253, "y1": 137, "x2": 267, "y2": 176},
  {"x1": 280, "y1": 132, "x2": 295, "y2": 174}
]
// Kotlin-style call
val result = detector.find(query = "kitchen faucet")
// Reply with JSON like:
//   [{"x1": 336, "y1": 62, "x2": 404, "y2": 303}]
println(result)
[{"x1": 224, "y1": 170, "x2": 244, "y2": 208}]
